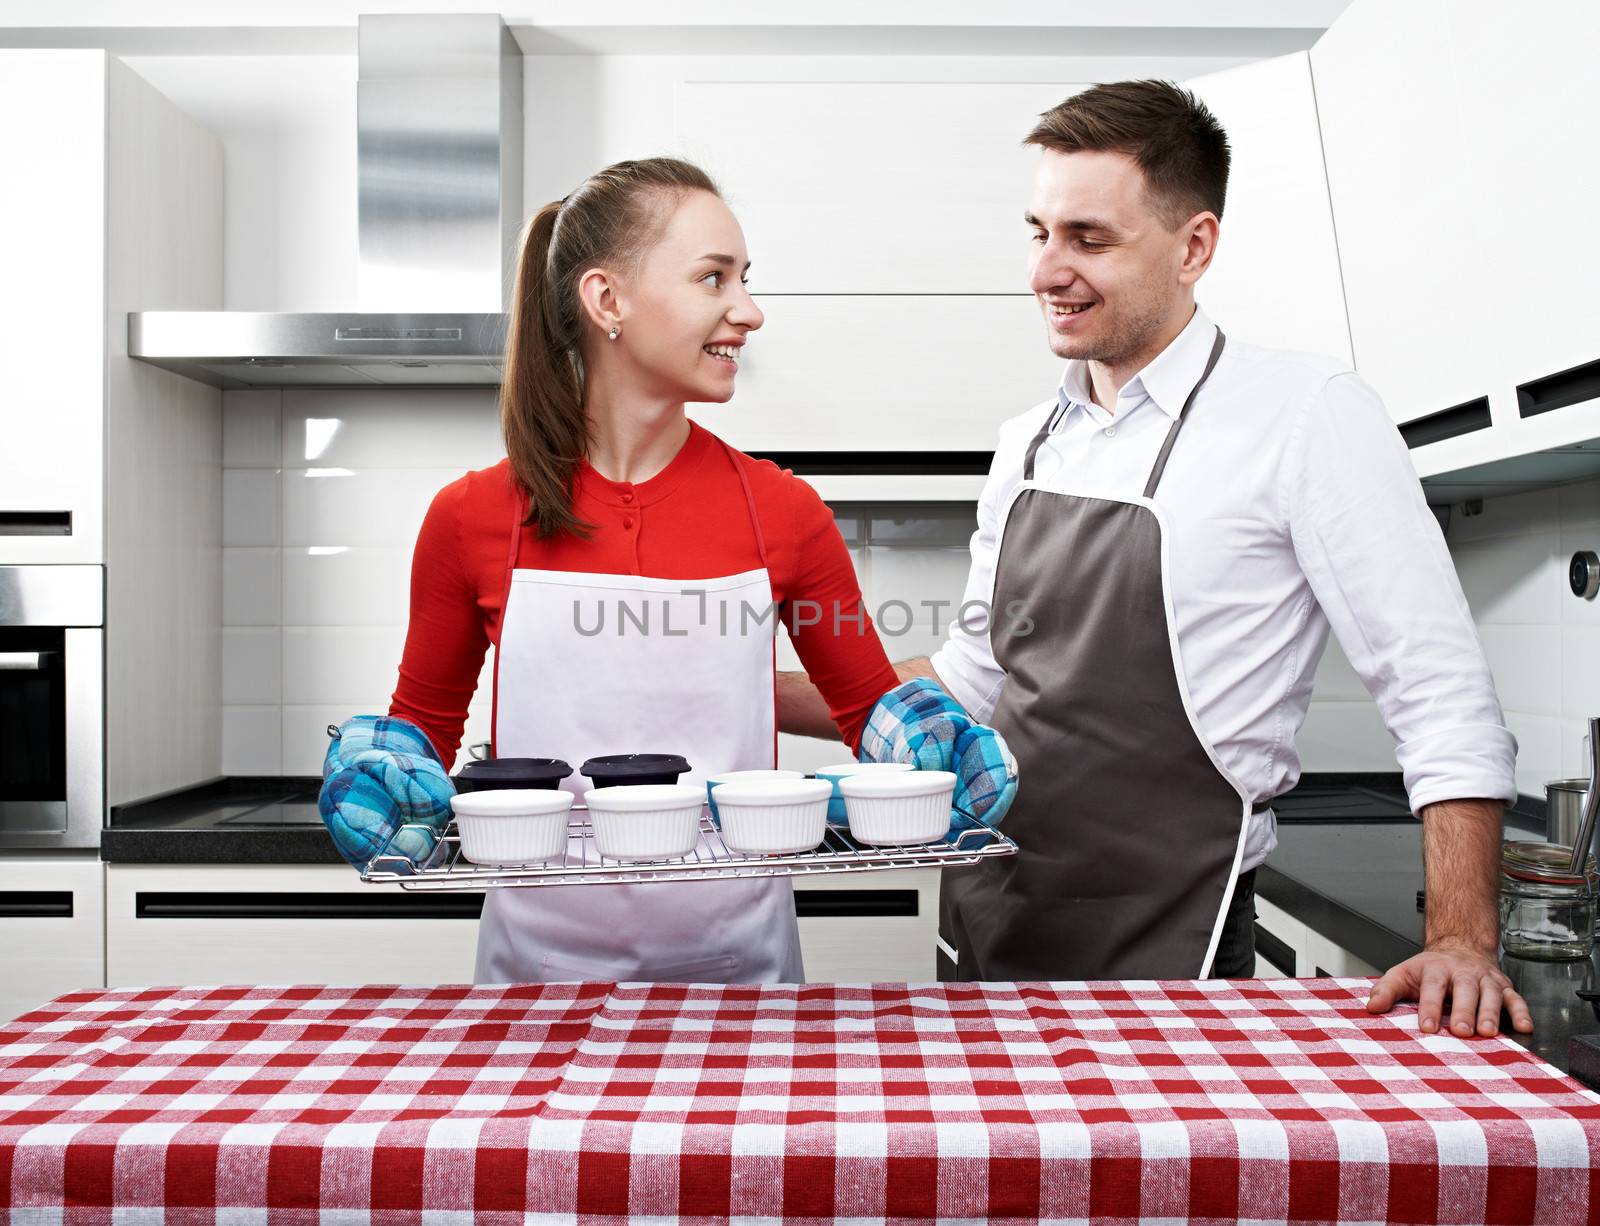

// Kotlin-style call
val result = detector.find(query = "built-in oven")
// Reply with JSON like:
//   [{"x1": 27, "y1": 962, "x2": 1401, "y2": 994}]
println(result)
[{"x1": 0, "y1": 566, "x2": 102, "y2": 848}]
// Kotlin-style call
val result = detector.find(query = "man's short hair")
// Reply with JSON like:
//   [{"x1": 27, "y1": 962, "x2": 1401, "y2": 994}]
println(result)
[{"x1": 1025, "y1": 81, "x2": 1231, "y2": 230}]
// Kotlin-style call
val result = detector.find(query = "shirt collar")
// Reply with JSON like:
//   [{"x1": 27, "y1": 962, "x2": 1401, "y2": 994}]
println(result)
[{"x1": 1055, "y1": 306, "x2": 1218, "y2": 424}]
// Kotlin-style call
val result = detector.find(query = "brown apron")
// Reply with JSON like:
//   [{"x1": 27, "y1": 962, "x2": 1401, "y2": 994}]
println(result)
[{"x1": 939, "y1": 329, "x2": 1259, "y2": 981}]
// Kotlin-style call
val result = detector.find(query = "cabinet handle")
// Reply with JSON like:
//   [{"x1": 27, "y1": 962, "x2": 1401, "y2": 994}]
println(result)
[
  {"x1": 134, "y1": 891, "x2": 482, "y2": 920},
  {"x1": 1519, "y1": 355, "x2": 1600, "y2": 419},
  {"x1": 0, "y1": 511, "x2": 71, "y2": 537},
  {"x1": 0, "y1": 891, "x2": 73, "y2": 918},
  {"x1": 1253, "y1": 921, "x2": 1295, "y2": 975},
  {"x1": 1398, "y1": 397, "x2": 1491, "y2": 449},
  {"x1": 793, "y1": 889, "x2": 918, "y2": 919},
  {"x1": 0, "y1": 652, "x2": 51, "y2": 671}
]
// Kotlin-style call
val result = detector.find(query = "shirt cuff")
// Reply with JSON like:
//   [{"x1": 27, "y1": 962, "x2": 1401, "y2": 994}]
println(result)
[
  {"x1": 929, "y1": 642, "x2": 1005, "y2": 724},
  {"x1": 1396, "y1": 723, "x2": 1520, "y2": 813}
]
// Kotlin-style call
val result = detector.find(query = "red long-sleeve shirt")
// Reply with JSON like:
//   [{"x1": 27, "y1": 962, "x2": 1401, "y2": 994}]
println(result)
[{"x1": 389, "y1": 422, "x2": 899, "y2": 765}]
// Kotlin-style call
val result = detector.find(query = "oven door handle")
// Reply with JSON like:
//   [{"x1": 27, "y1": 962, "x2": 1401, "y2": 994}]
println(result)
[{"x1": 0, "y1": 651, "x2": 52, "y2": 670}]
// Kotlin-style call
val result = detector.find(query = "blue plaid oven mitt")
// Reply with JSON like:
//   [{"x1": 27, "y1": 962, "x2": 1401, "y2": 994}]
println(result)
[
  {"x1": 319, "y1": 715, "x2": 456, "y2": 870},
  {"x1": 857, "y1": 678, "x2": 1019, "y2": 839}
]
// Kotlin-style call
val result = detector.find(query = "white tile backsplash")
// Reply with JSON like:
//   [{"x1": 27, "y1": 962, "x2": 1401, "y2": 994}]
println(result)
[
  {"x1": 1560, "y1": 482, "x2": 1600, "y2": 529},
  {"x1": 222, "y1": 627, "x2": 281, "y2": 706},
  {"x1": 281, "y1": 388, "x2": 502, "y2": 468},
  {"x1": 222, "y1": 468, "x2": 280, "y2": 547},
  {"x1": 1477, "y1": 624, "x2": 1563, "y2": 718},
  {"x1": 281, "y1": 625, "x2": 408, "y2": 706},
  {"x1": 222, "y1": 548, "x2": 281, "y2": 626},
  {"x1": 1452, "y1": 533, "x2": 1565, "y2": 626},
  {"x1": 280, "y1": 467, "x2": 462, "y2": 549},
  {"x1": 863, "y1": 546, "x2": 972, "y2": 620},
  {"x1": 1295, "y1": 700, "x2": 1396, "y2": 772},
  {"x1": 221, "y1": 706, "x2": 283, "y2": 776},
  {"x1": 221, "y1": 389, "x2": 283, "y2": 467},
  {"x1": 1505, "y1": 711, "x2": 1564, "y2": 796},
  {"x1": 281, "y1": 547, "x2": 412, "y2": 627}
]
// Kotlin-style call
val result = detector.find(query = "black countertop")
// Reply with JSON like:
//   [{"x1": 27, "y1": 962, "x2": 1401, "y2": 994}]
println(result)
[
  {"x1": 102, "y1": 776, "x2": 338, "y2": 863},
  {"x1": 98, "y1": 771, "x2": 1600, "y2": 1080}
]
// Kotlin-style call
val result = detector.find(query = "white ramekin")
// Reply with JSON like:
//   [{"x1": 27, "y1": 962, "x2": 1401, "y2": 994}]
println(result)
[
  {"x1": 813, "y1": 761, "x2": 915, "y2": 824},
  {"x1": 585, "y1": 784, "x2": 705, "y2": 860},
  {"x1": 450, "y1": 788, "x2": 574, "y2": 866},
  {"x1": 704, "y1": 769, "x2": 804, "y2": 824},
  {"x1": 711, "y1": 778, "x2": 833, "y2": 854},
  {"x1": 839, "y1": 770, "x2": 956, "y2": 845}
]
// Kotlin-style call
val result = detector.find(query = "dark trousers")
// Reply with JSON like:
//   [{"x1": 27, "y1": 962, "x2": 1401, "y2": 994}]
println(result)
[{"x1": 1208, "y1": 868, "x2": 1258, "y2": 979}]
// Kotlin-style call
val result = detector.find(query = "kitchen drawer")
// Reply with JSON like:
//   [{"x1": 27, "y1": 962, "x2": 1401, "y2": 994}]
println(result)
[
  {"x1": 795, "y1": 869, "x2": 940, "y2": 982},
  {"x1": 1255, "y1": 894, "x2": 1383, "y2": 979},
  {"x1": 1254, "y1": 896, "x2": 1310, "y2": 976},
  {"x1": 0, "y1": 854, "x2": 105, "y2": 1022},
  {"x1": 1304, "y1": 928, "x2": 1380, "y2": 978},
  {"x1": 106, "y1": 864, "x2": 480, "y2": 988}
]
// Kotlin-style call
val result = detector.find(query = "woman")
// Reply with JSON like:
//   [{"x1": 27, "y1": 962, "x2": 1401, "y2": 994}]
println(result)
[{"x1": 386, "y1": 157, "x2": 902, "y2": 984}]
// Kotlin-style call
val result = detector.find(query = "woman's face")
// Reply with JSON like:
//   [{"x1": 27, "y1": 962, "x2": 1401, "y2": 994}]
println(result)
[{"x1": 604, "y1": 190, "x2": 764, "y2": 405}]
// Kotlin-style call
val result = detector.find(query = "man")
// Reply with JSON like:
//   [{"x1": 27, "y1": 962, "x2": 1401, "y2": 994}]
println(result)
[{"x1": 777, "y1": 80, "x2": 1530, "y2": 1040}]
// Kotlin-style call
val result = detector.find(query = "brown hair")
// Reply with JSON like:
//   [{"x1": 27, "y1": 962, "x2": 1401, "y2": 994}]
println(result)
[
  {"x1": 500, "y1": 156, "x2": 720, "y2": 538},
  {"x1": 1024, "y1": 81, "x2": 1230, "y2": 230}
]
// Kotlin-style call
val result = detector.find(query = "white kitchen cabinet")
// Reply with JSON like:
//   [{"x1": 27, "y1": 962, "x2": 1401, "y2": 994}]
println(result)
[
  {"x1": 0, "y1": 854, "x2": 105, "y2": 1023},
  {"x1": 1253, "y1": 896, "x2": 1310, "y2": 976},
  {"x1": 1254, "y1": 895, "x2": 1382, "y2": 979},
  {"x1": 1311, "y1": 0, "x2": 1482, "y2": 428},
  {"x1": 1183, "y1": 52, "x2": 1352, "y2": 366},
  {"x1": 688, "y1": 295, "x2": 1063, "y2": 452},
  {"x1": 677, "y1": 79, "x2": 1074, "y2": 295},
  {"x1": 106, "y1": 864, "x2": 482, "y2": 989},
  {"x1": 1448, "y1": 2, "x2": 1600, "y2": 410},
  {"x1": 1314, "y1": 0, "x2": 1600, "y2": 462},
  {"x1": 1303, "y1": 927, "x2": 1380, "y2": 978},
  {"x1": 104, "y1": 863, "x2": 937, "y2": 988},
  {"x1": 795, "y1": 869, "x2": 940, "y2": 982},
  {"x1": 0, "y1": 52, "x2": 107, "y2": 564}
]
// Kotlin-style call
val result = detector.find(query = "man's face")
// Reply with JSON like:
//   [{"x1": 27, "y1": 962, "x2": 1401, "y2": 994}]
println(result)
[{"x1": 1026, "y1": 149, "x2": 1200, "y2": 367}]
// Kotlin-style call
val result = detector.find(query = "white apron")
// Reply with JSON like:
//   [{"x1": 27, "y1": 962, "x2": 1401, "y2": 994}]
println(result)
[{"x1": 473, "y1": 439, "x2": 804, "y2": 984}]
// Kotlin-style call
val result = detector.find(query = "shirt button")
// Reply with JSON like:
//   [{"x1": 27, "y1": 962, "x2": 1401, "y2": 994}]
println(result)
[
  {"x1": 621, "y1": 491, "x2": 634, "y2": 503},
  {"x1": 623, "y1": 517, "x2": 635, "y2": 529},
  {"x1": 1104, "y1": 426, "x2": 1116, "y2": 437}
]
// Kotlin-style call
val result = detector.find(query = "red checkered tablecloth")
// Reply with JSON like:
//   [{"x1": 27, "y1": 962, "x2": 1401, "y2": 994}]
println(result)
[{"x1": 2, "y1": 977, "x2": 1597, "y2": 1223}]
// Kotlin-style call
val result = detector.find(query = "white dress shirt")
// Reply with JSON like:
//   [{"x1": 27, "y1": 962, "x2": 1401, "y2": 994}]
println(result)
[{"x1": 930, "y1": 306, "x2": 1517, "y2": 872}]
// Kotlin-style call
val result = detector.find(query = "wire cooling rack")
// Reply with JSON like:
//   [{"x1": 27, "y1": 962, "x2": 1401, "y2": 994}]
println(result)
[{"x1": 361, "y1": 804, "x2": 1017, "y2": 891}]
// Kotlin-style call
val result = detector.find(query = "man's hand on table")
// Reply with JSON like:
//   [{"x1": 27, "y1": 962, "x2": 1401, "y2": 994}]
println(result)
[
  {"x1": 1365, "y1": 796, "x2": 1531, "y2": 1039},
  {"x1": 1366, "y1": 943, "x2": 1533, "y2": 1038}
]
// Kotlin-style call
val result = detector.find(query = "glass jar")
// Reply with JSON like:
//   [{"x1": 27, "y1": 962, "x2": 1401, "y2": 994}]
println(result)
[{"x1": 1499, "y1": 841, "x2": 1597, "y2": 961}]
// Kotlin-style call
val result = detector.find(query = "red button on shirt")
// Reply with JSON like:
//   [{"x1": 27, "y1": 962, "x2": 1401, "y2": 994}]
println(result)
[
  {"x1": 622, "y1": 491, "x2": 635, "y2": 503},
  {"x1": 623, "y1": 517, "x2": 635, "y2": 529}
]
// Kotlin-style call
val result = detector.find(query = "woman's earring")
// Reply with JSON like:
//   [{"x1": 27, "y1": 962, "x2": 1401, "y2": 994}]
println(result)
[{"x1": 608, "y1": 325, "x2": 620, "y2": 341}]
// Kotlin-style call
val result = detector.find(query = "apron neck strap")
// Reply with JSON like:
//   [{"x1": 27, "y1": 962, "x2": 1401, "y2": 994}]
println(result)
[
  {"x1": 1142, "y1": 328, "x2": 1226, "y2": 500},
  {"x1": 1019, "y1": 327, "x2": 1228, "y2": 493},
  {"x1": 1022, "y1": 399, "x2": 1070, "y2": 483}
]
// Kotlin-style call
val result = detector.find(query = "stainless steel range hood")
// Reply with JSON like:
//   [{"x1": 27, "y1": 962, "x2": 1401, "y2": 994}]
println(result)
[{"x1": 130, "y1": 14, "x2": 520, "y2": 389}]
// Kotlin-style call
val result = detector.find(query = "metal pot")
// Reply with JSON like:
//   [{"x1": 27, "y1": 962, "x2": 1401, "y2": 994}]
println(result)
[{"x1": 1549, "y1": 778, "x2": 1594, "y2": 848}]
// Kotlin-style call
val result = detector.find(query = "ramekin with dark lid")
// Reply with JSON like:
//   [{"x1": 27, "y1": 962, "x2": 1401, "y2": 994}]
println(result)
[
  {"x1": 580, "y1": 753, "x2": 690, "y2": 788},
  {"x1": 454, "y1": 757, "x2": 571, "y2": 793}
]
